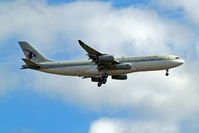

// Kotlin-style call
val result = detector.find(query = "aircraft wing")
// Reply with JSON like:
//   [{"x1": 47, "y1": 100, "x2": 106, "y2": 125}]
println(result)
[
  {"x1": 78, "y1": 40, "x2": 121, "y2": 71},
  {"x1": 78, "y1": 40, "x2": 102, "y2": 56}
]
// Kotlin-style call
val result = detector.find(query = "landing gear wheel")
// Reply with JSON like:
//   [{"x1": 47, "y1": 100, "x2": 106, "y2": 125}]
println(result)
[
  {"x1": 102, "y1": 73, "x2": 108, "y2": 78},
  {"x1": 166, "y1": 73, "x2": 169, "y2": 76},
  {"x1": 166, "y1": 69, "x2": 169, "y2": 76},
  {"x1": 97, "y1": 82, "x2": 102, "y2": 87},
  {"x1": 102, "y1": 78, "x2": 107, "y2": 84},
  {"x1": 97, "y1": 73, "x2": 108, "y2": 87}
]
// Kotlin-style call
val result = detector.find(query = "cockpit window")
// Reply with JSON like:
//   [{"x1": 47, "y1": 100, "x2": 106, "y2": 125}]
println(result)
[{"x1": 175, "y1": 57, "x2": 180, "y2": 59}]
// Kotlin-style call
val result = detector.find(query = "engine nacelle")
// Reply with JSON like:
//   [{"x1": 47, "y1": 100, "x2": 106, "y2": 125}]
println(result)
[
  {"x1": 112, "y1": 74, "x2": 127, "y2": 80},
  {"x1": 115, "y1": 63, "x2": 131, "y2": 70},
  {"x1": 98, "y1": 55, "x2": 114, "y2": 62}
]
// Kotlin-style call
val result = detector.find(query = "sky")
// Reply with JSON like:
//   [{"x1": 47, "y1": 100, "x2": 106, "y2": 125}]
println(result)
[{"x1": 0, "y1": 0, "x2": 199, "y2": 133}]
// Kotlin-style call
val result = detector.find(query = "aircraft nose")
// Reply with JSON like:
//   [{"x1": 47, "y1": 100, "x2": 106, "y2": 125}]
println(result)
[{"x1": 178, "y1": 59, "x2": 185, "y2": 65}]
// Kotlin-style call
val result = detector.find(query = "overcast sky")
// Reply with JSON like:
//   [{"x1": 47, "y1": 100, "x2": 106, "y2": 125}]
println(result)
[{"x1": 0, "y1": 0, "x2": 199, "y2": 133}]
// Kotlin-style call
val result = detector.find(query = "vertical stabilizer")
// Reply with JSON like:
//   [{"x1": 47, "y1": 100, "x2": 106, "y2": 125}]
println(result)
[{"x1": 18, "y1": 41, "x2": 51, "y2": 63}]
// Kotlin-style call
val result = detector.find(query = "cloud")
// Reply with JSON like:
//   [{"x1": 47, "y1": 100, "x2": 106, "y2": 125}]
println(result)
[
  {"x1": 89, "y1": 118, "x2": 179, "y2": 133},
  {"x1": 32, "y1": 62, "x2": 199, "y2": 121},
  {"x1": 0, "y1": 0, "x2": 196, "y2": 56},
  {"x1": 8, "y1": 0, "x2": 197, "y2": 120}
]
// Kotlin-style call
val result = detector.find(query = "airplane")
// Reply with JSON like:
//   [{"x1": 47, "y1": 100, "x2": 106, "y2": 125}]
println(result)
[{"x1": 18, "y1": 40, "x2": 184, "y2": 87}]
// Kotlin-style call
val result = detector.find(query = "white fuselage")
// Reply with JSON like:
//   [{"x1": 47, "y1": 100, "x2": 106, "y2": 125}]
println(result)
[{"x1": 37, "y1": 55, "x2": 184, "y2": 77}]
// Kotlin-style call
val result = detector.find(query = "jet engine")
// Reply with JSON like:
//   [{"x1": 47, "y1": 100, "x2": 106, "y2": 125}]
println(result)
[
  {"x1": 115, "y1": 63, "x2": 131, "y2": 70},
  {"x1": 98, "y1": 55, "x2": 114, "y2": 62},
  {"x1": 112, "y1": 74, "x2": 127, "y2": 80}
]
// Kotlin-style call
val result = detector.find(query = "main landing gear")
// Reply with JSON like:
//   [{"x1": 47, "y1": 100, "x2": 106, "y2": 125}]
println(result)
[
  {"x1": 97, "y1": 73, "x2": 108, "y2": 87},
  {"x1": 166, "y1": 69, "x2": 169, "y2": 76}
]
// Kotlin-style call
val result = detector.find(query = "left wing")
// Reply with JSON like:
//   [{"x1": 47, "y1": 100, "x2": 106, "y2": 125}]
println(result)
[
  {"x1": 78, "y1": 40, "x2": 102, "y2": 56},
  {"x1": 78, "y1": 40, "x2": 131, "y2": 71}
]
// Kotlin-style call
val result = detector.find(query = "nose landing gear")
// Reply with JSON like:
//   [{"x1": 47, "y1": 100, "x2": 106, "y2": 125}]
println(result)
[{"x1": 166, "y1": 69, "x2": 169, "y2": 76}]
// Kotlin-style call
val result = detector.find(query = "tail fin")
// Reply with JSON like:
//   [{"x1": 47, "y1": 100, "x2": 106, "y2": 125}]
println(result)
[{"x1": 18, "y1": 41, "x2": 51, "y2": 63}]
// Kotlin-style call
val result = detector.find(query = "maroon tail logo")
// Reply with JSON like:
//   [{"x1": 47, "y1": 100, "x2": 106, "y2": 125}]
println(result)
[{"x1": 26, "y1": 50, "x2": 36, "y2": 60}]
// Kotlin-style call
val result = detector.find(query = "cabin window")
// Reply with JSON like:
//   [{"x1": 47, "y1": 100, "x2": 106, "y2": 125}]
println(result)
[{"x1": 175, "y1": 57, "x2": 180, "y2": 59}]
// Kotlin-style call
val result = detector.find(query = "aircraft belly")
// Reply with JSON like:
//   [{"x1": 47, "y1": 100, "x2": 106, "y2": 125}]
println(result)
[
  {"x1": 133, "y1": 60, "x2": 180, "y2": 72},
  {"x1": 40, "y1": 65, "x2": 137, "y2": 76},
  {"x1": 133, "y1": 61, "x2": 168, "y2": 71},
  {"x1": 40, "y1": 65, "x2": 99, "y2": 76}
]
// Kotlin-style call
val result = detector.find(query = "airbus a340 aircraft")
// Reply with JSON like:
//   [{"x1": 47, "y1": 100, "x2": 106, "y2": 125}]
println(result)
[{"x1": 19, "y1": 40, "x2": 184, "y2": 87}]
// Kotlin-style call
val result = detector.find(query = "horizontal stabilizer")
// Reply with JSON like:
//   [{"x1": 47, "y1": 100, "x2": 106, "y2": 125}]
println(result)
[{"x1": 21, "y1": 58, "x2": 40, "y2": 70}]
